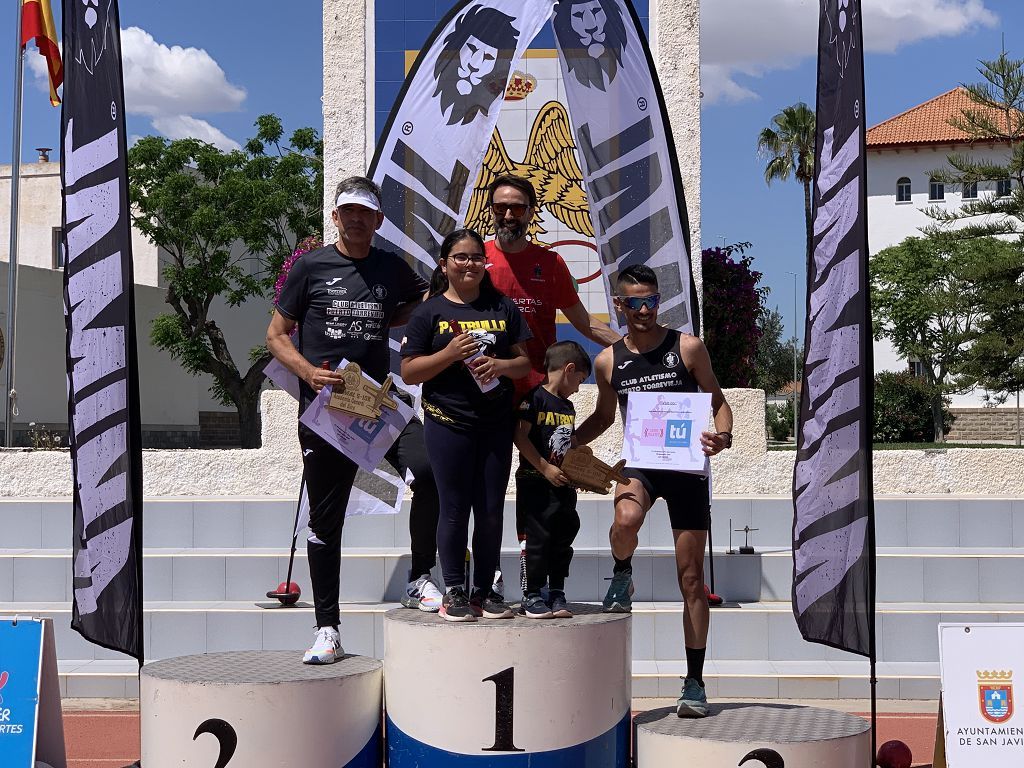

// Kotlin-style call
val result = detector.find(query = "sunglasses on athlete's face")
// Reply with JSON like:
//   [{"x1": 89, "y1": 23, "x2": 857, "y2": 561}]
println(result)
[
  {"x1": 617, "y1": 293, "x2": 661, "y2": 312},
  {"x1": 491, "y1": 203, "x2": 530, "y2": 218}
]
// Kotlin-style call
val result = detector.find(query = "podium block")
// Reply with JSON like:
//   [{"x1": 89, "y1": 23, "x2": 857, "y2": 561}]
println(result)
[
  {"x1": 384, "y1": 606, "x2": 631, "y2": 767},
  {"x1": 140, "y1": 651, "x2": 381, "y2": 768},
  {"x1": 634, "y1": 703, "x2": 871, "y2": 768}
]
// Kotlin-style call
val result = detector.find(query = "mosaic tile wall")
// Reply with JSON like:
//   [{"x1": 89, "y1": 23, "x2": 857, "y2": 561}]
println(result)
[{"x1": 373, "y1": 0, "x2": 651, "y2": 362}]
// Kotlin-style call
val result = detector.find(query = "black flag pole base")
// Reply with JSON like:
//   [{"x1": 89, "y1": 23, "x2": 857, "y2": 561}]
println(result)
[{"x1": 255, "y1": 600, "x2": 312, "y2": 610}]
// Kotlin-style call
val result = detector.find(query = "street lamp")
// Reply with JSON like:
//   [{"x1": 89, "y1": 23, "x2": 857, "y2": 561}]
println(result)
[{"x1": 786, "y1": 271, "x2": 800, "y2": 444}]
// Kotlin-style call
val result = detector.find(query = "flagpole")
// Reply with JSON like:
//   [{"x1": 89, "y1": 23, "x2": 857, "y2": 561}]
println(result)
[{"x1": 5, "y1": 1, "x2": 26, "y2": 447}]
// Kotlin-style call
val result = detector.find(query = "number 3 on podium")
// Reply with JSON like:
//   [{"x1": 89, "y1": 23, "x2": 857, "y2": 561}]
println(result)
[{"x1": 482, "y1": 667, "x2": 524, "y2": 753}]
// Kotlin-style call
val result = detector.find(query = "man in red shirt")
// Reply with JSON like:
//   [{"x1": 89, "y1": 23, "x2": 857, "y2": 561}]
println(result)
[
  {"x1": 484, "y1": 175, "x2": 620, "y2": 397},
  {"x1": 484, "y1": 174, "x2": 620, "y2": 598}
]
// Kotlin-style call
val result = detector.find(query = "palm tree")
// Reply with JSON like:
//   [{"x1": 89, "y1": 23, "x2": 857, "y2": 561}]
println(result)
[{"x1": 757, "y1": 102, "x2": 817, "y2": 264}]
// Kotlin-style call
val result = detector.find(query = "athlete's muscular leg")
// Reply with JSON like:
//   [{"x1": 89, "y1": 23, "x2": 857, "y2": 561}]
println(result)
[
  {"x1": 610, "y1": 479, "x2": 651, "y2": 561},
  {"x1": 673, "y1": 529, "x2": 709, "y2": 648}
]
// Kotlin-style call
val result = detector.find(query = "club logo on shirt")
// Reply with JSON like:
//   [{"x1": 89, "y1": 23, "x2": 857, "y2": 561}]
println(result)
[
  {"x1": 532, "y1": 264, "x2": 543, "y2": 281},
  {"x1": 372, "y1": 284, "x2": 388, "y2": 300},
  {"x1": 663, "y1": 351, "x2": 680, "y2": 369}
]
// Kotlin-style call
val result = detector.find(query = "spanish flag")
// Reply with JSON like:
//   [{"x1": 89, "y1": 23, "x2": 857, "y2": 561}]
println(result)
[{"x1": 20, "y1": 0, "x2": 63, "y2": 106}]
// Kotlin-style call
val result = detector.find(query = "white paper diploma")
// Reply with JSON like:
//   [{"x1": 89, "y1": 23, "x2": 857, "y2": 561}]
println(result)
[
  {"x1": 297, "y1": 360, "x2": 414, "y2": 472},
  {"x1": 622, "y1": 391, "x2": 713, "y2": 474}
]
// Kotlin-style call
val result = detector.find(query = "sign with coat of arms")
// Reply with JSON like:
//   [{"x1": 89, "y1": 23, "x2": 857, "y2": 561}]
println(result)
[{"x1": 939, "y1": 623, "x2": 1024, "y2": 765}]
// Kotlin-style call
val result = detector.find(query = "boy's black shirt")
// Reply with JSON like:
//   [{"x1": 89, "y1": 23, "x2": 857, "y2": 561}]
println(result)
[{"x1": 516, "y1": 384, "x2": 575, "y2": 477}]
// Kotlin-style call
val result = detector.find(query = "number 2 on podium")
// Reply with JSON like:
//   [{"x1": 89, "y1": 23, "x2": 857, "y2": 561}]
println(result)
[{"x1": 482, "y1": 667, "x2": 524, "y2": 752}]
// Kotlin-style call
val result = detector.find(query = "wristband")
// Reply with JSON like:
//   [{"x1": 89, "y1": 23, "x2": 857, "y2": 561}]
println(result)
[{"x1": 716, "y1": 431, "x2": 733, "y2": 449}]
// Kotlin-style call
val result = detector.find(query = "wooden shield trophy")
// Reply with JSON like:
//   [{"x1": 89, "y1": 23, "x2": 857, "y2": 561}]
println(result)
[
  {"x1": 326, "y1": 362, "x2": 398, "y2": 420},
  {"x1": 560, "y1": 446, "x2": 629, "y2": 495}
]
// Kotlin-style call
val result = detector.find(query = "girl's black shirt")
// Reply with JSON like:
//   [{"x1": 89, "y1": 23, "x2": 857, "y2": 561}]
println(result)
[{"x1": 401, "y1": 292, "x2": 531, "y2": 429}]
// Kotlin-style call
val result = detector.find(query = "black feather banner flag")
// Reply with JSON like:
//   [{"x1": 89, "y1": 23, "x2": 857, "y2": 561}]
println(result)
[
  {"x1": 62, "y1": 0, "x2": 144, "y2": 662},
  {"x1": 792, "y1": 0, "x2": 875, "y2": 658}
]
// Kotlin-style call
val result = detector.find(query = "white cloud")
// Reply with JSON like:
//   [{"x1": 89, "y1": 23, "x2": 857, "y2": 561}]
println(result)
[
  {"x1": 151, "y1": 115, "x2": 242, "y2": 152},
  {"x1": 26, "y1": 26, "x2": 246, "y2": 148},
  {"x1": 120, "y1": 27, "x2": 246, "y2": 118},
  {"x1": 700, "y1": 0, "x2": 999, "y2": 105}
]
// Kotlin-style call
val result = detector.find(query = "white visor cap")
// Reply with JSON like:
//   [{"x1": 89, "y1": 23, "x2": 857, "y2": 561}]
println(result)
[{"x1": 335, "y1": 189, "x2": 381, "y2": 211}]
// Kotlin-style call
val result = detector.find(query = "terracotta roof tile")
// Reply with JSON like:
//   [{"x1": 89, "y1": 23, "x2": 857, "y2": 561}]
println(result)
[{"x1": 866, "y1": 87, "x2": 1014, "y2": 148}]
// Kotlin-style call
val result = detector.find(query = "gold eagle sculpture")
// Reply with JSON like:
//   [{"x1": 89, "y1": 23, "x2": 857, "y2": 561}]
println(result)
[{"x1": 464, "y1": 100, "x2": 594, "y2": 243}]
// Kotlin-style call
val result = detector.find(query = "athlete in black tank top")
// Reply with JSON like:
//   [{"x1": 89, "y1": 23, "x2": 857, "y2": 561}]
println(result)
[
  {"x1": 610, "y1": 328, "x2": 699, "y2": 419},
  {"x1": 575, "y1": 264, "x2": 734, "y2": 720}
]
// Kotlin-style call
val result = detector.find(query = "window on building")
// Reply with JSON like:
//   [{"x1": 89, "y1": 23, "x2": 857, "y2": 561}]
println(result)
[
  {"x1": 51, "y1": 227, "x2": 65, "y2": 270},
  {"x1": 928, "y1": 178, "x2": 944, "y2": 201},
  {"x1": 997, "y1": 178, "x2": 1012, "y2": 197},
  {"x1": 896, "y1": 177, "x2": 912, "y2": 202},
  {"x1": 908, "y1": 358, "x2": 926, "y2": 379},
  {"x1": 962, "y1": 181, "x2": 977, "y2": 200}
]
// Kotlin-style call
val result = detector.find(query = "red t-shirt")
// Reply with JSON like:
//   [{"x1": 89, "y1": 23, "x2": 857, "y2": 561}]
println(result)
[{"x1": 485, "y1": 240, "x2": 579, "y2": 395}]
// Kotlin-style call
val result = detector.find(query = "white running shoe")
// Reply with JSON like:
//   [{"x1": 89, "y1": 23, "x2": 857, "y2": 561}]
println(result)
[
  {"x1": 402, "y1": 574, "x2": 442, "y2": 612},
  {"x1": 492, "y1": 569, "x2": 505, "y2": 600},
  {"x1": 303, "y1": 626, "x2": 342, "y2": 664}
]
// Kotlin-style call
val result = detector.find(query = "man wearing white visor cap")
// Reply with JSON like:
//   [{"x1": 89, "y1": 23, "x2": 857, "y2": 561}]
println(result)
[{"x1": 267, "y1": 176, "x2": 442, "y2": 664}]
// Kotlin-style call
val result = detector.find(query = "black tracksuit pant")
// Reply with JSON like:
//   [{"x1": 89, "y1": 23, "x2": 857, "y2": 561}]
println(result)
[
  {"x1": 300, "y1": 417, "x2": 439, "y2": 629},
  {"x1": 516, "y1": 473, "x2": 580, "y2": 594}
]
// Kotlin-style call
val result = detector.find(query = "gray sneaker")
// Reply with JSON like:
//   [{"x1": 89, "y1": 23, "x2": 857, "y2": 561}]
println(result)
[
  {"x1": 521, "y1": 594, "x2": 553, "y2": 619},
  {"x1": 676, "y1": 676, "x2": 709, "y2": 718},
  {"x1": 602, "y1": 570, "x2": 634, "y2": 613},
  {"x1": 547, "y1": 590, "x2": 573, "y2": 618}
]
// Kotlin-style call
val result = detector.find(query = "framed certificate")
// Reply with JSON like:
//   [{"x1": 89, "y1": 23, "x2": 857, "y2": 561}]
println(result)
[{"x1": 622, "y1": 391, "x2": 712, "y2": 473}]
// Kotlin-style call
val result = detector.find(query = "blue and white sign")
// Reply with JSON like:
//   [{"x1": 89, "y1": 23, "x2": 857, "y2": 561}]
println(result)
[
  {"x1": 0, "y1": 618, "x2": 66, "y2": 768},
  {"x1": 0, "y1": 620, "x2": 43, "y2": 765}
]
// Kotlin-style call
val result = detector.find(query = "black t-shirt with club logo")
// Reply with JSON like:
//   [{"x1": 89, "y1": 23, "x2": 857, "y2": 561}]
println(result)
[
  {"x1": 515, "y1": 384, "x2": 576, "y2": 478},
  {"x1": 401, "y1": 292, "x2": 531, "y2": 429},
  {"x1": 276, "y1": 244, "x2": 427, "y2": 411}
]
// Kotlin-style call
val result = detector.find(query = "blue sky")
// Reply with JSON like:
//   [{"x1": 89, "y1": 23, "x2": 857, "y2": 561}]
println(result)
[{"x1": 1, "y1": 1, "x2": 1020, "y2": 339}]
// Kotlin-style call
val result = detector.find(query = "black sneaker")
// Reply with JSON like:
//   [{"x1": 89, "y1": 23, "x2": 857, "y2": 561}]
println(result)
[
  {"x1": 521, "y1": 593, "x2": 554, "y2": 619},
  {"x1": 473, "y1": 588, "x2": 514, "y2": 619},
  {"x1": 440, "y1": 586, "x2": 476, "y2": 622},
  {"x1": 547, "y1": 590, "x2": 573, "y2": 618}
]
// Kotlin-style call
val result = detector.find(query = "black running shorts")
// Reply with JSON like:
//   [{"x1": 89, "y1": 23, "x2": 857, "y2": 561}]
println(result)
[{"x1": 620, "y1": 468, "x2": 710, "y2": 531}]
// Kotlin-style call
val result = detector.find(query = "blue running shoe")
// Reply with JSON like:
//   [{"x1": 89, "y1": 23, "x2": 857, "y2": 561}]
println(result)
[
  {"x1": 676, "y1": 677, "x2": 709, "y2": 718},
  {"x1": 602, "y1": 570, "x2": 634, "y2": 613}
]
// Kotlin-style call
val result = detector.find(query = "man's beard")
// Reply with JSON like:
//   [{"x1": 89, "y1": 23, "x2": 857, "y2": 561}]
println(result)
[{"x1": 495, "y1": 219, "x2": 525, "y2": 243}]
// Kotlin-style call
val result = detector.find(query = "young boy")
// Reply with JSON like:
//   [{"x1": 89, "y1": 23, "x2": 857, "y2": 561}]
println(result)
[{"x1": 513, "y1": 341, "x2": 591, "y2": 619}]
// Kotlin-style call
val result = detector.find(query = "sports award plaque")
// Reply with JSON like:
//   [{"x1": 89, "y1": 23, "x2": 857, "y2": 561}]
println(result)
[{"x1": 561, "y1": 446, "x2": 629, "y2": 495}]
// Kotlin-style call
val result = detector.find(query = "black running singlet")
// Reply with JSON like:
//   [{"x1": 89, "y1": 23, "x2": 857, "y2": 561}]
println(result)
[{"x1": 610, "y1": 329, "x2": 699, "y2": 419}]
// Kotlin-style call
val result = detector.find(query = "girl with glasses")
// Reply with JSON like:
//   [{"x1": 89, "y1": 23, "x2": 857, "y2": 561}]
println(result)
[{"x1": 401, "y1": 228, "x2": 532, "y2": 621}]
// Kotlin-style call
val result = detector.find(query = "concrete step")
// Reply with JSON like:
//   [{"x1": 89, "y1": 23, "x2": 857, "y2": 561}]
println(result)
[
  {"x1": 5, "y1": 547, "x2": 1023, "y2": 605},
  {"x1": 11, "y1": 600, "x2": 1020, "y2": 667},
  {"x1": 54, "y1": 657, "x2": 941, "y2": 701},
  {"x1": 5, "y1": 495, "x2": 1023, "y2": 551}
]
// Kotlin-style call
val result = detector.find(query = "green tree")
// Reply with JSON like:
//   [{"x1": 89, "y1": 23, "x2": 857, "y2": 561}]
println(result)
[
  {"x1": 128, "y1": 116, "x2": 323, "y2": 447},
  {"x1": 756, "y1": 102, "x2": 816, "y2": 264},
  {"x1": 869, "y1": 236, "x2": 1002, "y2": 442},
  {"x1": 925, "y1": 51, "x2": 1024, "y2": 416},
  {"x1": 874, "y1": 371, "x2": 954, "y2": 444},
  {"x1": 752, "y1": 307, "x2": 802, "y2": 396},
  {"x1": 956, "y1": 241, "x2": 1024, "y2": 403}
]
